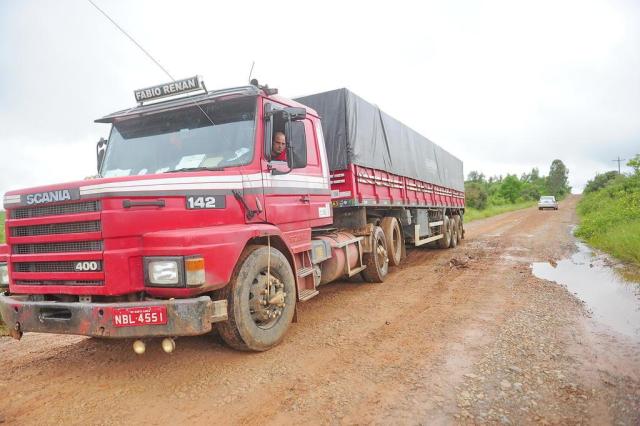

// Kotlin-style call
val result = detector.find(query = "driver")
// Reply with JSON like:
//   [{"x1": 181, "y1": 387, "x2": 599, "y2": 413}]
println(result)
[{"x1": 271, "y1": 131, "x2": 287, "y2": 161}]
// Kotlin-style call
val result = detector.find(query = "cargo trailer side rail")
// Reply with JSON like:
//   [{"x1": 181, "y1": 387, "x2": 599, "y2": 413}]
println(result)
[{"x1": 331, "y1": 164, "x2": 464, "y2": 209}]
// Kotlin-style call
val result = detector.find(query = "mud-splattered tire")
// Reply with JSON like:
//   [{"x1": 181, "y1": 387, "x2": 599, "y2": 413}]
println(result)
[
  {"x1": 381, "y1": 217, "x2": 402, "y2": 267},
  {"x1": 452, "y1": 215, "x2": 462, "y2": 244},
  {"x1": 437, "y1": 216, "x2": 451, "y2": 249},
  {"x1": 449, "y1": 218, "x2": 458, "y2": 248},
  {"x1": 215, "y1": 245, "x2": 296, "y2": 352},
  {"x1": 361, "y1": 226, "x2": 389, "y2": 283}
]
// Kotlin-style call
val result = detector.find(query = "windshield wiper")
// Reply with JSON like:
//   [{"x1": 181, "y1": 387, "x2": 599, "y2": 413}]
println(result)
[{"x1": 165, "y1": 167, "x2": 225, "y2": 173}]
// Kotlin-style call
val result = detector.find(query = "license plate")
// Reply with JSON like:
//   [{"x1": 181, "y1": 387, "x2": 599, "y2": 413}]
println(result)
[{"x1": 112, "y1": 306, "x2": 168, "y2": 327}]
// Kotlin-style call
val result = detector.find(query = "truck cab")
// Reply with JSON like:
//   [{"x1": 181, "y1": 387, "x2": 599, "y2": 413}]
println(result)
[{"x1": 0, "y1": 80, "x2": 334, "y2": 351}]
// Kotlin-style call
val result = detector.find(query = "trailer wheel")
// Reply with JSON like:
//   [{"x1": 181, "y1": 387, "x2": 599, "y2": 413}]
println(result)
[
  {"x1": 215, "y1": 245, "x2": 296, "y2": 351},
  {"x1": 437, "y1": 216, "x2": 451, "y2": 249},
  {"x1": 381, "y1": 217, "x2": 402, "y2": 266},
  {"x1": 361, "y1": 226, "x2": 389, "y2": 283},
  {"x1": 452, "y1": 215, "x2": 462, "y2": 244},
  {"x1": 449, "y1": 218, "x2": 458, "y2": 248}
]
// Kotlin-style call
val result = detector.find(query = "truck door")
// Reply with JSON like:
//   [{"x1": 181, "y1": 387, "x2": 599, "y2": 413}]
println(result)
[{"x1": 262, "y1": 101, "x2": 312, "y2": 234}]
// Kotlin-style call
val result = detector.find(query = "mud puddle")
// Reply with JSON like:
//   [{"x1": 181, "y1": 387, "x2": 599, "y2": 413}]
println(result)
[{"x1": 532, "y1": 241, "x2": 640, "y2": 340}]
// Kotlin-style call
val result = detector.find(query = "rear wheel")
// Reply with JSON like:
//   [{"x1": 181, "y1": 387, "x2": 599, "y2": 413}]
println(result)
[
  {"x1": 452, "y1": 215, "x2": 462, "y2": 244},
  {"x1": 437, "y1": 215, "x2": 451, "y2": 249},
  {"x1": 361, "y1": 226, "x2": 389, "y2": 283},
  {"x1": 381, "y1": 217, "x2": 402, "y2": 266},
  {"x1": 449, "y1": 218, "x2": 458, "y2": 248},
  {"x1": 216, "y1": 245, "x2": 296, "y2": 351}
]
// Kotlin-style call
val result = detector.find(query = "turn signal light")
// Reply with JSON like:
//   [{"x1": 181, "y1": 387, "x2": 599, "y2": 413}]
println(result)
[{"x1": 185, "y1": 257, "x2": 205, "y2": 286}]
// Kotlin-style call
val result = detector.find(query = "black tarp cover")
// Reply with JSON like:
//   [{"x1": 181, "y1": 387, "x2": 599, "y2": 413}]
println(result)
[{"x1": 294, "y1": 89, "x2": 464, "y2": 192}]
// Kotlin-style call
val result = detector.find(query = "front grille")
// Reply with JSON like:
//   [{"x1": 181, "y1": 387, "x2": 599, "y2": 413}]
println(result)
[
  {"x1": 14, "y1": 280, "x2": 104, "y2": 286},
  {"x1": 11, "y1": 221, "x2": 101, "y2": 237},
  {"x1": 14, "y1": 261, "x2": 103, "y2": 273},
  {"x1": 12, "y1": 240, "x2": 103, "y2": 255},
  {"x1": 11, "y1": 201, "x2": 101, "y2": 219}
]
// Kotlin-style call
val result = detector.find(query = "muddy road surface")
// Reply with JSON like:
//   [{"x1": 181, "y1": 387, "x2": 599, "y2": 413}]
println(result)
[{"x1": 1, "y1": 196, "x2": 639, "y2": 425}]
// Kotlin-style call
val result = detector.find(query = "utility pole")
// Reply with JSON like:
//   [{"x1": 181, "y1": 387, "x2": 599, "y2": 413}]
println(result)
[{"x1": 612, "y1": 156, "x2": 626, "y2": 174}]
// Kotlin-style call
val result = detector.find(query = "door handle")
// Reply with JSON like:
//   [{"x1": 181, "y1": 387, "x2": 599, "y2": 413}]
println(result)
[{"x1": 300, "y1": 195, "x2": 310, "y2": 203}]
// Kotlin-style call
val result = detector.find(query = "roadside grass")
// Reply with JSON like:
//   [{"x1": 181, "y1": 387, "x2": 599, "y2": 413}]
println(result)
[
  {"x1": 465, "y1": 200, "x2": 536, "y2": 222},
  {"x1": 575, "y1": 175, "x2": 640, "y2": 267},
  {"x1": 584, "y1": 221, "x2": 640, "y2": 265}
]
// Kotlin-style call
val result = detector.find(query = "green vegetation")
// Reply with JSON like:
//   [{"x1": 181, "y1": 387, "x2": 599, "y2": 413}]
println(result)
[
  {"x1": 464, "y1": 159, "x2": 571, "y2": 221},
  {"x1": 575, "y1": 155, "x2": 640, "y2": 266},
  {"x1": 465, "y1": 201, "x2": 537, "y2": 222}
]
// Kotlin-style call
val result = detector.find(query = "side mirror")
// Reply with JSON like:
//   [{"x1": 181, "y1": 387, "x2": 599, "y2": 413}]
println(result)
[
  {"x1": 96, "y1": 137, "x2": 108, "y2": 173},
  {"x1": 285, "y1": 121, "x2": 307, "y2": 169}
]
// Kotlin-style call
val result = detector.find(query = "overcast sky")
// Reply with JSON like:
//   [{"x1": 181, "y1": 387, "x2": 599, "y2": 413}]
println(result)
[{"x1": 1, "y1": 0, "x2": 638, "y2": 199}]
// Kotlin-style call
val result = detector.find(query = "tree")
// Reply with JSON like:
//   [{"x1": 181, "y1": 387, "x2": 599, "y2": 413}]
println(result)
[
  {"x1": 498, "y1": 174, "x2": 523, "y2": 203},
  {"x1": 464, "y1": 182, "x2": 488, "y2": 209},
  {"x1": 530, "y1": 167, "x2": 540, "y2": 181},
  {"x1": 583, "y1": 171, "x2": 619, "y2": 193},
  {"x1": 628, "y1": 154, "x2": 640, "y2": 176},
  {"x1": 467, "y1": 171, "x2": 486, "y2": 183},
  {"x1": 547, "y1": 159, "x2": 570, "y2": 197}
]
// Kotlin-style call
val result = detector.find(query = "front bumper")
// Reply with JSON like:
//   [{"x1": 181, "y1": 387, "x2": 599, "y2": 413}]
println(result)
[{"x1": 0, "y1": 293, "x2": 227, "y2": 339}]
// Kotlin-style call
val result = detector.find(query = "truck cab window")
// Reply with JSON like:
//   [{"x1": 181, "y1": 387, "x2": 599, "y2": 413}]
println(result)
[{"x1": 101, "y1": 96, "x2": 257, "y2": 177}]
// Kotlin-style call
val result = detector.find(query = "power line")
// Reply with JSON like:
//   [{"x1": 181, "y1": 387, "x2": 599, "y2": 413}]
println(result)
[
  {"x1": 86, "y1": 0, "x2": 215, "y2": 126},
  {"x1": 87, "y1": 0, "x2": 174, "y2": 81},
  {"x1": 612, "y1": 156, "x2": 626, "y2": 174}
]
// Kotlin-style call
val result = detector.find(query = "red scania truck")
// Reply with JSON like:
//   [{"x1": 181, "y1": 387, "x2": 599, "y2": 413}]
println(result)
[{"x1": 0, "y1": 77, "x2": 464, "y2": 352}]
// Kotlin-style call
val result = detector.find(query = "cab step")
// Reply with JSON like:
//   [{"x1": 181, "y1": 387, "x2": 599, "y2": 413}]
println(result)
[{"x1": 298, "y1": 289, "x2": 319, "y2": 301}]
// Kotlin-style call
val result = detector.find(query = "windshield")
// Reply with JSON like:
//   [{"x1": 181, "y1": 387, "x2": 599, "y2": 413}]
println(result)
[
  {"x1": 540, "y1": 196, "x2": 555, "y2": 201},
  {"x1": 101, "y1": 96, "x2": 257, "y2": 177}
]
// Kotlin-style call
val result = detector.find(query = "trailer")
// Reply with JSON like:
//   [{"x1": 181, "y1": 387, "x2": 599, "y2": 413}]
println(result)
[{"x1": 0, "y1": 78, "x2": 464, "y2": 353}]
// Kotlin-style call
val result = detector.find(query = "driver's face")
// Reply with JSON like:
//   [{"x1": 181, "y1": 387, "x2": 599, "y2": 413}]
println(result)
[{"x1": 273, "y1": 134, "x2": 286, "y2": 154}]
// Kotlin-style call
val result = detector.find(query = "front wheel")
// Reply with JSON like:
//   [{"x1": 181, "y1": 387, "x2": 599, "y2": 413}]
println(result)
[{"x1": 216, "y1": 245, "x2": 296, "y2": 351}]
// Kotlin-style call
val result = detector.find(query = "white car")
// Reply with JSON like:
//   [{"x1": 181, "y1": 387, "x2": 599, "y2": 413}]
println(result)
[{"x1": 538, "y1": 195, "x2": 558, "y2": 210}]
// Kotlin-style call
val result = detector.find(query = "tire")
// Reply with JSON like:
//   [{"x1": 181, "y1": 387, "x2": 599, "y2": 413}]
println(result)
[
  {"x1": 437, "y1": 215, "x2": 451, "y2": 249},
  {"x1": 449, "y1": 218, "x2": 458, "y2": 248},
  {"x1": 452, "y1": 215, "x2": 462, "y2": 244},
  {"x1": 215, "y1": 245, "x2": 296, "y2": 351},
  {"x1": 538, "y1": 207, "x2": 542, "y2": 211},
  {"x1": 381, "y1": 217, "x2": 402, "y2": 267},
  {"x1": 361, "y1": 226, "x2": 389, "y2": 283}
]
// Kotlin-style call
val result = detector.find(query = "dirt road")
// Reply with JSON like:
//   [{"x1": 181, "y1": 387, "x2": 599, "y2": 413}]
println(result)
[{"x1": 1, "y1": 196, "x2": 639, "y2": 425}]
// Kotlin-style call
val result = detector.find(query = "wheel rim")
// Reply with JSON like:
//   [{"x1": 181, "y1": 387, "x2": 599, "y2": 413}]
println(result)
[{"x1": 248, "y1": 270, "x2": 287, "y2": 330}]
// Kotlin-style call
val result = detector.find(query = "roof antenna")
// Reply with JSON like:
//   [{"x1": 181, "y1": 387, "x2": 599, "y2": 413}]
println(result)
[{"x1": 248, "y1": 61, "x2": 255, "y2": 84}]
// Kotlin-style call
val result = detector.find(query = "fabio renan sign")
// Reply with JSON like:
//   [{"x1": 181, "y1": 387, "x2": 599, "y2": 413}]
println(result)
[{"x1": 134, "y1": 76, "x2": 204, "y2": 103}]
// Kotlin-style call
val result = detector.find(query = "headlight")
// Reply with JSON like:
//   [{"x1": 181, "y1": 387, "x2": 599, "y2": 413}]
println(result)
[
  {"x1": 0, "y1": 263, "x2": 8, "y2": 286},
  {"x1": 145, "y1": 258, "x2": 183, "y2": 286}
]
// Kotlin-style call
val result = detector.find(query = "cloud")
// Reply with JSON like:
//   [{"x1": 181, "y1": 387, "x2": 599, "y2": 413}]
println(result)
[{"x1": 1, "y1": 0, "x2": 638, "y2": 199}]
